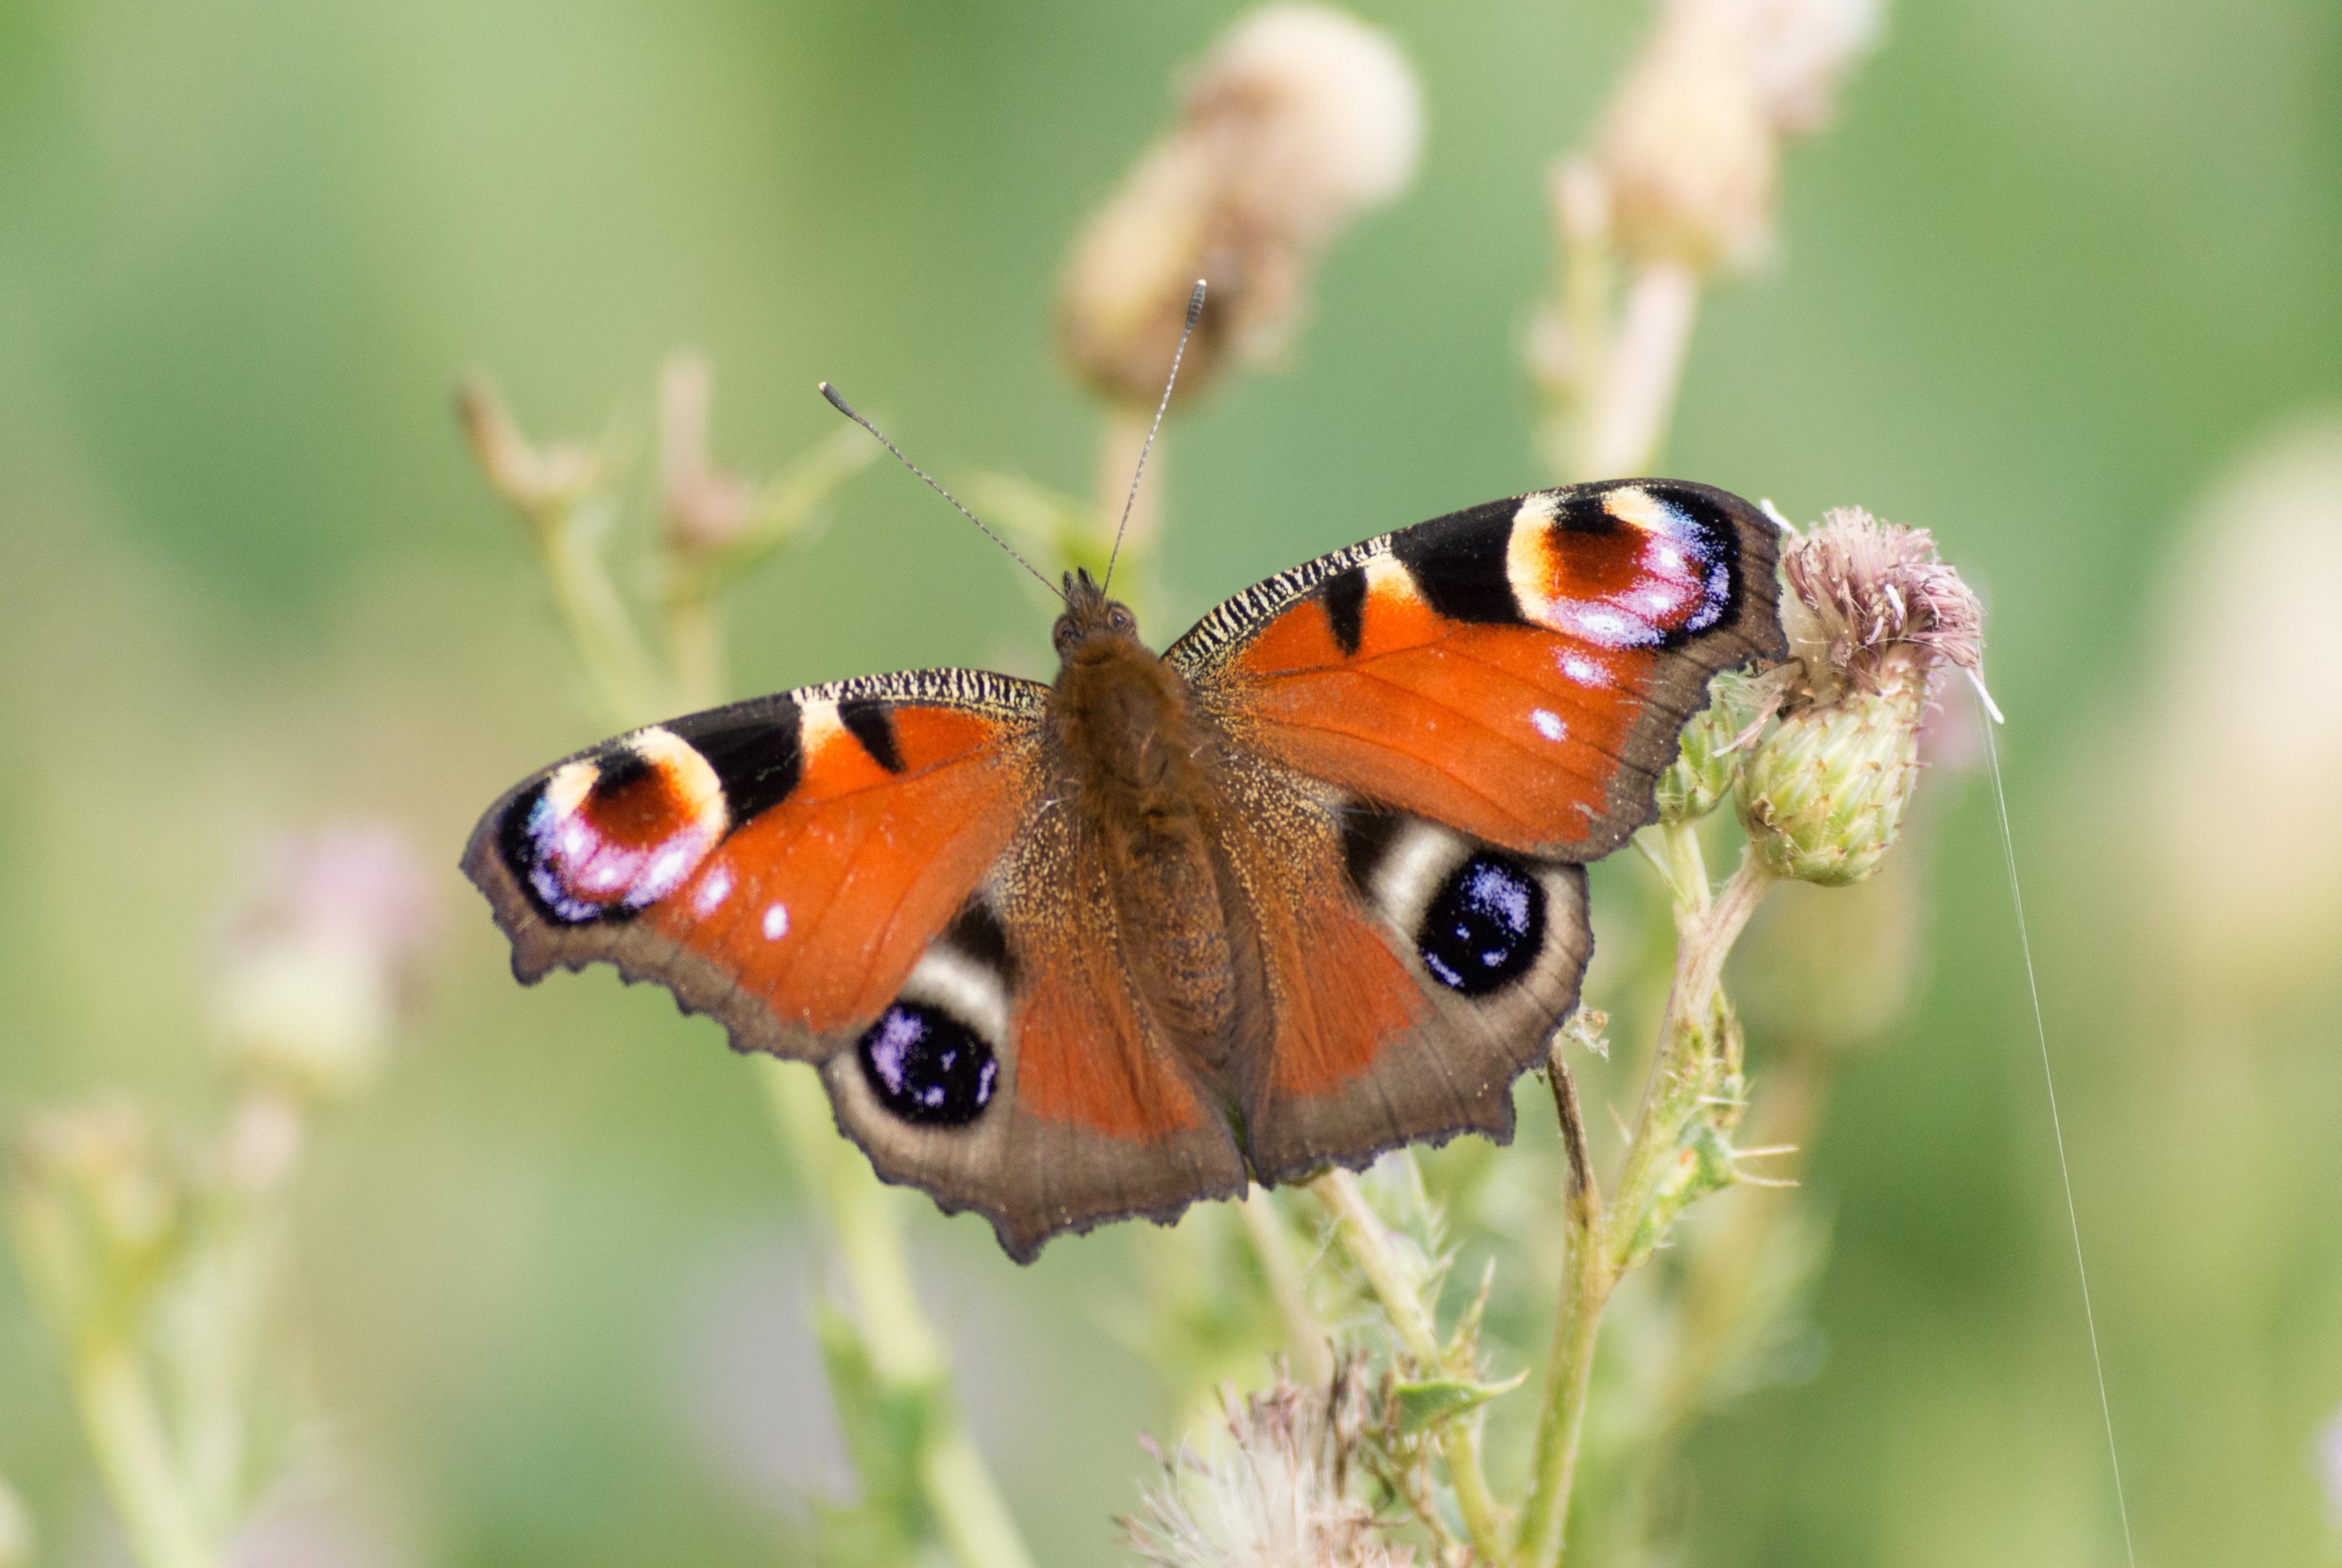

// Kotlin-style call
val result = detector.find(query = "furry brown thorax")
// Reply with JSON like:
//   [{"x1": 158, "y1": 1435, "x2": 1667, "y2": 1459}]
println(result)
[{"x1": 1046, "y1": 567, "x2": 1249, "y2": 1069}]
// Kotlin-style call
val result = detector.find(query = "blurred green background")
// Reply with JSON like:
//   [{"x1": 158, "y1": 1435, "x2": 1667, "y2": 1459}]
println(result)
[{"x1": 4, "y1": 1, "x2": 2339, "y2": 1564}]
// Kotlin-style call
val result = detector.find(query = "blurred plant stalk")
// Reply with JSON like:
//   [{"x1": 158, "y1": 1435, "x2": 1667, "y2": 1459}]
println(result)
[
  {"x1": 461, "y1": 360, "x2": 1037, "y2": 1568},
  {"x1": 5, "y1": 828, "x2": 435, "y2": 1568}
]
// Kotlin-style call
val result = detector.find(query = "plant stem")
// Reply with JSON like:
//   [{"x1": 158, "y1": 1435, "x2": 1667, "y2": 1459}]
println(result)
[
  {"x1": 1515, "y1": 1054, "x2": 1612, "y2": 1566},
  {"x1": 1607, "y1": 856, "x2": 1772, "y2": 1254},
  {"x1": 1517, "y1": 858, "x2": 1774, "y2": 1566},
  {"x1": 1580, "y1": 259, "x2": 1701, "y2": 480},
  {"x1": 535, "y1": 497, "x2": 661, "y2": 724},
  {"x1": 74, "y1": 1345, "x2": 214, "y2": 1568},
  {"x1": 1237, "y1": 1187, "x2": 1334, "y2": 1385},
  {"x1": 1309, "y1": 1169, "x2": 1509, "y2": 1564}
]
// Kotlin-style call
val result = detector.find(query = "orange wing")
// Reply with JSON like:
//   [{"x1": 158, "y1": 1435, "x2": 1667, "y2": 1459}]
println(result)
[
  {"x1": 1170, "y1": 479, "x2": 1786, "y2": 861},
  {"x1": 462, "y1": 667, "x2": 1244, "y2": 1263},
  {"x1": 1171, "y1": 481, "x2": 1782, "y2": 1180}
]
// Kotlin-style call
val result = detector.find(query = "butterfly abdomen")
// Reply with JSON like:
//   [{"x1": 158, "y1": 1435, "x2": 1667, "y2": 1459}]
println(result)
[{"x1": 1048, "y1": 620, "x2": 1246, "y2": 1061}]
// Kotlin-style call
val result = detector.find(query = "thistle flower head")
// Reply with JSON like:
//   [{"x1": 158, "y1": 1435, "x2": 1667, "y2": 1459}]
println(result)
[
  {"x1": 1777, "y1": 506, "x2": 1986, "y2": 710},
  {"x1": 1061, "y1": 4, "x2": 1422, "y2": 407},
  {"x1": 1739, "y1": 509, "x2": 1985, "y2": 886},
  {"x1": 1125, "y1": 1369, "x2": 1405, "y2": 1568},
  {"x1": 211, "y1": 825, "x2": 437, "y2": 1104}
]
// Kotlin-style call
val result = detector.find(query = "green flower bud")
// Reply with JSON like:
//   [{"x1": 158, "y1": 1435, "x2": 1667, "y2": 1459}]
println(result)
[
  {"x1": 1737, "y1": 643, "x2": 1925, "y2": 886},
  {"x1": 1656, "y1": 668, "x2": 1764, "y2": 824}
]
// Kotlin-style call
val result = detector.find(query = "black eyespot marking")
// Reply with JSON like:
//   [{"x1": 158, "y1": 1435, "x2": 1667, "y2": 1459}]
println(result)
[
  {"x1": 838, "y1": 699, "x2": 904, "y2": 773},
  {"x1": 684, "y1": 711, "x2": 803, "y2": 823},
  {"x1": 497, "y1": 778, "x2": 645, "y2": 928},
  {"x1": 1418, "y1": 853, "x2": 1545, "y2": 996},
  {"x1": 858, "y1": 1002, "x2": 997, "y2": 1126},
  {"x1": 1319, "y1": 567, "x2": 1367, "y2": 656}
]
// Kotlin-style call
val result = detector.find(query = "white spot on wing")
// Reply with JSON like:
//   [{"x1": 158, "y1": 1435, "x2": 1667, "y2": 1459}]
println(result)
[
  {"x1": 693, "y1": 865, "x2": 734, "y2": 916},
  {"x1": 1531, "y1": 708, "x2": 1566, "y2": 742},
  {"x1": 1560, "y1": 653, "x2": 1608, "y2": 687},
  {"x1": 762, "y1": 902, "x2": 790, "y2": 940}
]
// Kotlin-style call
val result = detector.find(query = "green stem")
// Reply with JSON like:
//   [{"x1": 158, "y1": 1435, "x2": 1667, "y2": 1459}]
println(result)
[
  {"x1": 1237, "y1": 1187, "x2": 1334, "y2": 1386},
  {"x1": 1310, "y1": 1169, "x2": 1509, "y2": 1564},
  {"x1": 1515, "y1": 1053, "x2": 1611, "y2": 1566},
  {"x1": 535, "y1": 497, "x2": 661, "y2": 724},
  {"x1": 74, "y1": 1344, "x2": 214, "y2": 1568},
  {"x1": 1607, "y1": 856, "x2": 1772, "y2": 1256}
]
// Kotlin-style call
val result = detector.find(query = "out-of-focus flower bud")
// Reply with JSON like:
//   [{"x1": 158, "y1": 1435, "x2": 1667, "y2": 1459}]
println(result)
[
  {"x1": 2321, "y1": 1407, "x2": 2342, "y2": 1527},
  {"x1": 1595, "y1": 0, "x2": 1880, "y2": 273},
  {"x1": 5, "y1": 1104, "x2": 187, "y2": 1344},
  {"x1": 211, "y1": 826, "x2": 437, "y2": 1104},
  {"x1": 2142, "y1": 418, "x2": 2342, "y2": 987},
  {"x1": 1730, "y1": 0, "x2": 1883, "y2": 135},
  {"x1": 455, "y1": 378, "x2": 603, "y2": 519},
  {"x1": 1598, "y1": 8, "x2": 1777, "y2": 273},
  {"x1": 0, "y1": 1475, "x2": 27, "y2": 1568},
  {"x1": 657, "y1": 353, "x2": 753, "y2": 554},
  {"x1": 1658, "y1": 667, "x2": 1767, "y2": 823},
  {"x1": 1738, "y1": 509, "x2": 1985, "y2": 885},
  {"x1": 1060, "y1": 4, "x2": 1422, "y2": 407}
]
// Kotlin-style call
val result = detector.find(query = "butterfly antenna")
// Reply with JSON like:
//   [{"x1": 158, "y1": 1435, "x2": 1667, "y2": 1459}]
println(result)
[
  {"x1": 818, "y1": 382, "x2": 1064, "y2": 603},
  {"x1": 1102, "y1": 279, "x2": 1207, "y2": 594}
]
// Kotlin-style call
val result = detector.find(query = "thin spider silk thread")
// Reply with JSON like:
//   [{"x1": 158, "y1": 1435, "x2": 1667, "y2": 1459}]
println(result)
[{"x1": 1982, "y1": 693, "x2": 2138, "y2": 1568}]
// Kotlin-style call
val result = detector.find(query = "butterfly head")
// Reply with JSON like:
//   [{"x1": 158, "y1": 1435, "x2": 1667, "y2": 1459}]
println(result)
[{"x1": 1051, "y1": 567, "x2": 1141, "y2": 662}]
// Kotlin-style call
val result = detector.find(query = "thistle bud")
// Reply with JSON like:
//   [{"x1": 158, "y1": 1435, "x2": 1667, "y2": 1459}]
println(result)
[
  {"x1": 210, "y1": 826, "x2": 437, "y2": 1104},
  {"x1": 1737, "y1": 509, "x2": 1985, "y2": 886},
  {"x1": 1060, "y1": 4, "x2": 1422, "y2": 407},
  {"x1": 1656, "y1": 667, "x2": 1767, "y2": 823}
]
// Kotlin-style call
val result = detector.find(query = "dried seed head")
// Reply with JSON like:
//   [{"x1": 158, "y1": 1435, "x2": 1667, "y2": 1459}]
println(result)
[
  {"x1": 1738, "y1": 509, "x2": 1983, "y2": 885},
  {"x1": 1061, "y1": 4, "x2": 1422, "y2": 407},
  {"x1": 1595, "y1": 0, "x2": 1881, "y2": 271},
  {"x1": 1125, "y1": 1367, "x2": 1406, "y2": 1568},
  {"x1": 211, "y1": 825, "x2": 438, "y2": 1103}
]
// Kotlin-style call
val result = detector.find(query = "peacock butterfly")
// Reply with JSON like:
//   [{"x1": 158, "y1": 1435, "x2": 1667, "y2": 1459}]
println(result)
[{"x1": 462, "y1": 301, "x2": 1783, "y2": 1262}]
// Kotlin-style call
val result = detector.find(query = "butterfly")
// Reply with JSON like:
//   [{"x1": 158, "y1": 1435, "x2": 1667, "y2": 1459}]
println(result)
[{"x1": 462, "y1": 464, "x2": 1785, "y2": 1262}]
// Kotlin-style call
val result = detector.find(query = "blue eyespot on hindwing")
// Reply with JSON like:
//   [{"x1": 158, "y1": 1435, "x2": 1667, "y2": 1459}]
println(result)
[{"x1": 857, "y1": 1001, "x2": 998, "y2": 1126}]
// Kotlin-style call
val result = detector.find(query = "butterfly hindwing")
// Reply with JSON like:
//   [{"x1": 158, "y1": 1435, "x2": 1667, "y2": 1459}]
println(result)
[
  {"x1": 1171, "y1": 479, "x2": 1787, "y2": 861},
  {"x1": 1205, "y1": 754, "x2": 1595, "y2": 1184}
]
